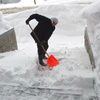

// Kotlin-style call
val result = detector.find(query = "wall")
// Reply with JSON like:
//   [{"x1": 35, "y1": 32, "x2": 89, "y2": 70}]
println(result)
[
  {"x1": 0, "y1": 28, "x2": 18, "y2": 53},
  {"x1": 84, "y1": 27, "x2": 95, "y2": 71}
]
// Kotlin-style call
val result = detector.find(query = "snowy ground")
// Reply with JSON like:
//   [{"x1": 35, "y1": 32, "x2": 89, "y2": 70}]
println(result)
[{"x1": 0, "y1": 0, "x2": 99, "y2": 100}]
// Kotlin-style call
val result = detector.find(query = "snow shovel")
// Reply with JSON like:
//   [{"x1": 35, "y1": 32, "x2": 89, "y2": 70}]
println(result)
[{"x1": 28, "y1": 24, "x2": 59, "y2": 68}]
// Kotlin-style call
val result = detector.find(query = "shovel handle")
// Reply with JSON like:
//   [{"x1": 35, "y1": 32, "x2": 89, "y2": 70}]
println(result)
[{"x1": 28, "y1": 23, "x2": 50, "y2": 58}]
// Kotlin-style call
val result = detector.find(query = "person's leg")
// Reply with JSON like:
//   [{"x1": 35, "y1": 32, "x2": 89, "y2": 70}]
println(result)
[
  {"x1": 42, "y1": 41, "x2": 49, "y2": 59},
  {"x1": 37, "y1": 43, "x2": 47, "y2": 66},
  {"x1": 30, "y1": 32, "x2": 46, "y2": 66}
]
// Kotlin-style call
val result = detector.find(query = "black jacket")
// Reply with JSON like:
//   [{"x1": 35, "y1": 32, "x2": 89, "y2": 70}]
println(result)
[{"x1": 27, "y1": 14, "x2": 55, "y2": 43}]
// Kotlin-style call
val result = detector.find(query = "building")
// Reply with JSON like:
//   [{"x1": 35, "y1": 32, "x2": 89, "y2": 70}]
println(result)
[{"x1": 0, "y1": 0, "x2": 21, "y2": 4}]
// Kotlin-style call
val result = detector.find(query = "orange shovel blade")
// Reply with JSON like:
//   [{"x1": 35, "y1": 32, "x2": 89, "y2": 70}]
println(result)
[{"x1": 47, "y1": 55, "x2": 59, "y2": 68}]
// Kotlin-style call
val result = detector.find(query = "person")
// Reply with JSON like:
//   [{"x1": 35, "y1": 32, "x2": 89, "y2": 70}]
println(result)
[{"x1": 25, "y1": 13, "x2": 58, "y2": 66}]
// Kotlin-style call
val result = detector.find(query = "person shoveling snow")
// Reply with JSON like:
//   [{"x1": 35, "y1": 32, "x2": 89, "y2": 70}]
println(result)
[{"x1": 26, "y1": 13, "x2": 58, "y2": 66}]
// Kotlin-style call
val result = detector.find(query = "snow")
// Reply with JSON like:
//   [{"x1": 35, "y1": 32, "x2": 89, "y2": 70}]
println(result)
[
  {"x1": 0, "y1": 11, "x2": 12, "y2": 35},
  {"x1": 0, "y1": 0, "x2": 97, "y2": 9},
  {"x1": 0, "y1": 0, "x2": 99, "y2": 99},
  {"x1": 80, "y1": 0, "x2": 100, "y2": 98}
]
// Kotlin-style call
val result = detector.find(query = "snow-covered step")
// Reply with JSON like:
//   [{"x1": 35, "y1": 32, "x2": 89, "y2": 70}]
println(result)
[
  {"x1": 0, "y1": 85, "x2": 98, "y2": 100},
  {"x1": 0, "y1": 85, "x2": 82, "y2": 100}
]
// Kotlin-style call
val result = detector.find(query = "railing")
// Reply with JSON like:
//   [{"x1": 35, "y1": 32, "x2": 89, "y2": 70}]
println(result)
[{"x1": 84, "y1": 27, "x2": 95, "y2": 71}]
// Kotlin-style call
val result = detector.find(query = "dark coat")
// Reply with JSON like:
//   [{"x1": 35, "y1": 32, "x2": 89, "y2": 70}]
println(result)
[{"x1": 27, "y1": 14, "x2": 55, "y2": 43}]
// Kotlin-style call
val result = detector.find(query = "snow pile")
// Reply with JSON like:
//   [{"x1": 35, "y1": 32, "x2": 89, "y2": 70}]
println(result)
[
  {"x1": 0, "y1": 0, "x2": 97, "y2": 9},
  {"x1": 81, "y1": 0, "x2": 100, "y2": 97},
  {"x1": 43, "y1": 0, "x2": 97, "y2": 4},
  {"x1": 0, "y1": 11, "x2": 12, "y2": 35},
  {"x1": 3, "y1": 4, "x2": 86, "y2": 38}
]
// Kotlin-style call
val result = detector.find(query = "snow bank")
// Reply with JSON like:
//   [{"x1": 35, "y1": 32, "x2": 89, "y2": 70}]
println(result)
[
  {"x1": 81, "y1": 0, "x2": 100, "y2": 97},
  {"x1": 3, "y1": 4, "x2": 86, "y2": 39},
  {"x1": 0, "y1": 0, "x2": 97, "y2": 9},
  {"x1": 44, "y1": 0, "x2": 97, "y2": 4},
  {"x1": 0, "y1": 11, "x2": 12, "y2": 34}
]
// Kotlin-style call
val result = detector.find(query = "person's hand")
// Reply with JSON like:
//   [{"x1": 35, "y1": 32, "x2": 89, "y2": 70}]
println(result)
[
  {"x1": 41, "y1": 40, "x2": 46, "y2": 44},
  {"x1": 25, "y1": 19, "x2": 29, "y2": 25},
  {"x1": 38, "y1": 40, "x2": 46, "y2": 45}
]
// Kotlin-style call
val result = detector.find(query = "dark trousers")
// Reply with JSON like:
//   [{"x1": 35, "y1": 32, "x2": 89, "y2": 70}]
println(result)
[
  {"x1": 37, "y1": 41, "x2": 49, "y2": 56},
  {"x1": 30, "y1": 32, "x2": 48, "y2": 56}
]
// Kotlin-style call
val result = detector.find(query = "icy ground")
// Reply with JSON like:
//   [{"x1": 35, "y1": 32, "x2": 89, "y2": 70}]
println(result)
[
  {"x1": 0, "y1": 48, "x2": 96, "y2": 100},
  {"x1": 0, "y1": 34, "x2": 96, "y2": 100}
]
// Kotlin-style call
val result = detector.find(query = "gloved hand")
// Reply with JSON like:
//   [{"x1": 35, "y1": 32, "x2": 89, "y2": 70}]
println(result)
[
  {"x1": 25, "y1": 19, "x2": 29, "y2": 25},
  {"x1": 38, "y1": 40, "x2": 46, "y2": 45},
  {"x1": 41, "y1": 40, "x2": 46, "y2": 44}
]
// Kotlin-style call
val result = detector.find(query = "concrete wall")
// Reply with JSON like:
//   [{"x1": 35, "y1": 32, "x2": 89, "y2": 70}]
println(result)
[
  {"x1": 0, "y1": 28, "x2": 18, "y2": 53},
  {"x1": 0, "y1": 0, "x2": 2, "y2": 3},
  {"x1": 84, "y1": 27, "x2": 95, "y2": 71}
]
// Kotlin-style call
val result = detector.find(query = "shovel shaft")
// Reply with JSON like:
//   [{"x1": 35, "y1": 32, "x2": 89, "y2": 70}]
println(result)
[{"x1": 28, "y1": 24, "x2": 50, "y2": 57}]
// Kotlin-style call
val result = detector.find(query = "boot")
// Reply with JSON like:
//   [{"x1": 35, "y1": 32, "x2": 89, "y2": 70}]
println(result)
[{"x1": 39, "y1": 55, "x2": 47, "y2": 66}]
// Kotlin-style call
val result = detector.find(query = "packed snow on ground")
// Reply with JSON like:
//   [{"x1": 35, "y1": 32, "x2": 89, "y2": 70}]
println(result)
[{"x1": 0, "y1": 0, "x2": 99, "y2": 99}]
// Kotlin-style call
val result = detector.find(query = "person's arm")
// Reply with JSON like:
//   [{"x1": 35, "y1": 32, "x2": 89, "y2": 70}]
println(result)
[{"x1": 26, "y1": 13, "x2": 48, "y2": 24}]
